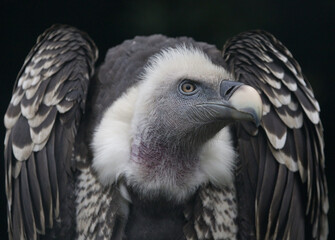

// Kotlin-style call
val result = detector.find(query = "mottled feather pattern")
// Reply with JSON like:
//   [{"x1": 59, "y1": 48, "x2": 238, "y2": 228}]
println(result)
[
  {"x1": 76, "y1": 167, "x2": 114, "y2": 240},
  {"x1": 184, "y1": 184, "x2": 238, "y2": 240},
  {"x1": 4, "y1": 25, "x2": 98, "y2": 239},
  {"x1": 224, "y1": 31, "x2": 328, "y2": 239}
]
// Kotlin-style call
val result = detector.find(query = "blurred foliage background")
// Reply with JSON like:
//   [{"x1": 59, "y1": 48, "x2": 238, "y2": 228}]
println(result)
[{"x1": 0, "y1": 0, "x2": 334, "y2": 239}]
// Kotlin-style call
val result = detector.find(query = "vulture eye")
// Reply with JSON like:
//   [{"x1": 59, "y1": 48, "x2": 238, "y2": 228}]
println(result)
[{"x1": 179, "y1": 80, "x2": 197, "y2": 95}]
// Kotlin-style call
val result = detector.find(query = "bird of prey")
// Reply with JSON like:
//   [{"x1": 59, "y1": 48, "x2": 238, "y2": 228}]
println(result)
[{"x1": 4, "y1": 25, "x2": 328, "y2": 240}]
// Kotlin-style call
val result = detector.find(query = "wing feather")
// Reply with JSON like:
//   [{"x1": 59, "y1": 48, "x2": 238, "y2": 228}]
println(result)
[
  {"x1": 26, "y1": 154, "x2": 45, "y2": 233},
  {"x1": 12, "y1": 179, "x2": 24, "y2": 240},
  {"x1": 11, "y1": 116, "x2": 34, "y2": 161},
  {"x1": 45, "y1": 130, "x2": 60, "y2": 218},
  {"x1": 261, "y1": 109, "x2": 287, "y2": 149},
  {"x1": 20, "y1": 162, "x2": 37, "y2": 239},
  {"x1": 4, "y1": 25, "x2": 97, "y2": 239},
  {"x1": 272, "y1": 171, "x2": 294, "y2": 239},
  {"x1": 223, "y1": 30, "x2": 328, "y2": 239},
  {"x1": 256, "y1": 147, "x2": 277, "y2": 237},
  {"x1": 266, "y1": 164, "x2": 287, "y2": 239}
]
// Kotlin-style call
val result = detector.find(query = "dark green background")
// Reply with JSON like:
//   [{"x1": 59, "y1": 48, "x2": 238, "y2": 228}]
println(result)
[{"x1": 1, "y1": 0, "x2": 334, "y2": 239}]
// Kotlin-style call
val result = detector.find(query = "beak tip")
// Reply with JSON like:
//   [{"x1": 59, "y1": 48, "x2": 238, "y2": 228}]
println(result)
[{"x1": 229, "y1": 84, "x2": 263, "y2": 126}]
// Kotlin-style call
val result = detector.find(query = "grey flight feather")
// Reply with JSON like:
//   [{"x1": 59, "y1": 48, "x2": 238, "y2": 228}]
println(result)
[
  {"x1": 4, "y1": 25, "x2": 98, "y2": 239},
  {"x1": 223, "y1": 30, "x2": 328, "y2": 240}
]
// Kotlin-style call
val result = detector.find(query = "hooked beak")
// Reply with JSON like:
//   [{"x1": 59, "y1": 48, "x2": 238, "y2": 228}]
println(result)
[{"x1": 196, "y1": 80, "x2": 263, "y2": 126}]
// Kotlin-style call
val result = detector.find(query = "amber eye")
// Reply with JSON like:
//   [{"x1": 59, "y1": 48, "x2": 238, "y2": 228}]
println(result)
[{"x1": 180, "y1": 82, "x2": 196, "y2": 94}]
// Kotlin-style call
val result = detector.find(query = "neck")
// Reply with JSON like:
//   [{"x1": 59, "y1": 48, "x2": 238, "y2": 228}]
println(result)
[
  {"x1": 130, "y1": 126, "x2": 198, "y2": 183},
  {"x1": 125, "y1": 125, "x2": 205, "y2": 202},
  {"x1": 130, "y1": 120, "x2": 224, "y2": 163},
  {"x1": 131, "y1": 128, "x2": 196, "y2": 168}
]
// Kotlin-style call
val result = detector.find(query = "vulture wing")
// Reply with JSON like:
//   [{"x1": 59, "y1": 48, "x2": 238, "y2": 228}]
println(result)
[
  {"x1": 223, "y1": 31, "x2": 328, "y2": 240},
  {"x1": 4, "y1": 25, "x2": 98, "y2": 239}
]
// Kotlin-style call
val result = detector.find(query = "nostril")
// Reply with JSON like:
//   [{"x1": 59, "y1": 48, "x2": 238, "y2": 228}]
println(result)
[
  {"x1": 220, "y1": 80, "x2": 244, "y2": 100},
  {"x1": 224, "y1": 86, "x2": 235, "y2": 97}
]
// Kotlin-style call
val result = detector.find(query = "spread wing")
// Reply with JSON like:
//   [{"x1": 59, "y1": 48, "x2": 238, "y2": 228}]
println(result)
[
  {"x1": 223, "y1": 31, "x2": 328, "y2": 239},
  {"x1": 4, "y1": 25, "x2": 98, "y2": 239}
]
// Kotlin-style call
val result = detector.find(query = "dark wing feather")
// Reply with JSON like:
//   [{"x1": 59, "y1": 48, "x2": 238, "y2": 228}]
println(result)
[
  {"x1": 223, "y1": 30, "x2": 328, "y2": 240},
  {"x1": 4, "y1": 25, "x2": 98, "y2": 239}
]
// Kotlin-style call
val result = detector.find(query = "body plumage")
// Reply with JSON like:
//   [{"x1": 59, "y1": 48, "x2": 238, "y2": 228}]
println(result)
[{"x1": 4, "y1": 25, "x2": 328, "y2": 240}]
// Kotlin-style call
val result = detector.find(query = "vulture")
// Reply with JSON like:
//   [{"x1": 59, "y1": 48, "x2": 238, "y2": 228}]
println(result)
[{"x1": 4, "y1": 25, "x2": 328, "y2": 240}]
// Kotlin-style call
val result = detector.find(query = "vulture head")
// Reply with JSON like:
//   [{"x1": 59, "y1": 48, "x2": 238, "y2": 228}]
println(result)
[{"x1": 92, "y1": 46, "x2": 262, "y2": 202}]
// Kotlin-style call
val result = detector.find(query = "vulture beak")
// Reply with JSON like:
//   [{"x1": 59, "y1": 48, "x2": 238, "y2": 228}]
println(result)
[{"x1": 196, "y1": 80, "x2": 263, "y2": 126}]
